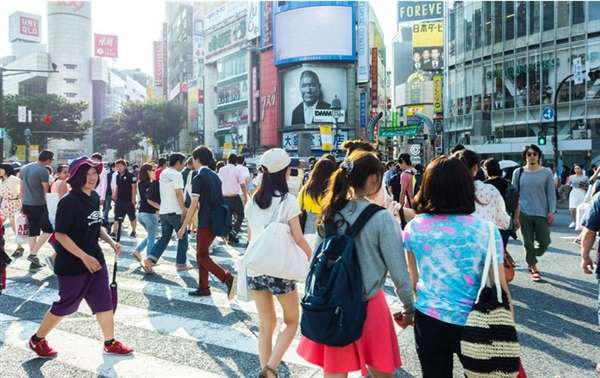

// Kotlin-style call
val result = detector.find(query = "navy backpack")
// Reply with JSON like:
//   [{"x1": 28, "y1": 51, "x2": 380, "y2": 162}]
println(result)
[{"x1": 300, "y1": 204, "x2": 384, "y2": 347}]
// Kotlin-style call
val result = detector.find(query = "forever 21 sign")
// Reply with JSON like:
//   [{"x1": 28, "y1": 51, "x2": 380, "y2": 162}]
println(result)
[{"x1": 206, "y1": 18, "x2": 246, "y2": 59}]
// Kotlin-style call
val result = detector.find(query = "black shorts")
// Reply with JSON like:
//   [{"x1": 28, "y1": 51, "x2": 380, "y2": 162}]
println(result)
[
  {"x1": 114, "y1": 202, "x2": 136, "y2": 221},
  {"x1": 22, "y1": 205, "x2": 53, "y2": 237}
]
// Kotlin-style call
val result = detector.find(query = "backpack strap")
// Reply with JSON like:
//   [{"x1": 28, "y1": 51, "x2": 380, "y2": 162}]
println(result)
[
  {"x1": 514, "y1": 167, "x2": 523, "y2": 193},
  {"x1": 346, "y1": 204, "x2": 385, "y2": 237}
]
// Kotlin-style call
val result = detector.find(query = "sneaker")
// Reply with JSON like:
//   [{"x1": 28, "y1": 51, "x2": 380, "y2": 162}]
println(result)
[
  {"x1": 569, "y1": 222, "x2": 576, "y2": 229},
  {"x1": 103, "y1": 340, "x2": 134, "y2": 356},
  {"x1": 11, "y1": 247, "x2": 24, "y2": 258},
  {"x1": 176, "y1": 263, "x2": 193, "y2": 272},
  {"x1": 28, "y1": 255, "x2": 45, "y2": 270},
  {"x1": 189, "y1": 289, "x2": 211, "y2": 297},
  {"x1": 28, "y1": 336, "x2": 57, "y2": 359},
  {"x1": 130, "y1": 231, "x2": 137, "y2": 238},
  {"x1": 226, "y1": 275, "x2": 237, "y2": 300}
]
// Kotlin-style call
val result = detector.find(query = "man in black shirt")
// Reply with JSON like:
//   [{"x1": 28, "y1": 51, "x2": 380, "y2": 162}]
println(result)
[
  {"x1": 111, "y1": 159, "x2": 137, "y2": 237},
  {"x1": 103, "y1": 162, "x2": 116, "y2": 229}
]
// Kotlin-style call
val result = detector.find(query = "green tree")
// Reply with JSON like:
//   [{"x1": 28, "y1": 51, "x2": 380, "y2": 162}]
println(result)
[
  {"x1": 93, "y1": 115, "x2": 143, "y2": 158},
  {"x1": 3, "y1": 94, "x2": 91, "y2": 147},
  {"x1": 136, "y1": 100, "x2": 185, "y2": 155}
]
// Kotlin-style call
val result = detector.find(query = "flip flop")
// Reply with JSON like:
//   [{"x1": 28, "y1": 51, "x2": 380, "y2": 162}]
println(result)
[
  {"x1": 531, "y1": 272, "x2": 542, "y2": 282},
  {"x1": 132, "y1": 251, "x2": 143, "y2": 263}
]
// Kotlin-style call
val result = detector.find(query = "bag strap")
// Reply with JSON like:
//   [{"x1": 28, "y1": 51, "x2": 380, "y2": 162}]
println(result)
[
  {"x1": 112, "y1": 218, "x2": 123, "y2": 286},
  {"x1": 475, "y1": 222, "x2": 503, "y2": 304},
  {"x1": 346, "y1": 204, "x2": 385, "y2": 237},
  {"x1": 515, "y1": 167, "x2": 523, "y2": 193},
  {"x1": 267, "y1": 197, "x2": 284, "y2": 225}
]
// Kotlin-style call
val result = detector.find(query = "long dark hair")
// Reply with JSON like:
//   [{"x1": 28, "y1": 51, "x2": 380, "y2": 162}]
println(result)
[
  {"x1": 139, "y1": 163, "x2": 154, "y2": 185},
  {"x1": 304, "y1": 158, "x2": 336, "y2": 203},
  {"x1": 320, "y1": 151, "x2": 383, "y2": 226},
  {"x1": 254, "y1": 166, "x2": 289, "y2": 209}
]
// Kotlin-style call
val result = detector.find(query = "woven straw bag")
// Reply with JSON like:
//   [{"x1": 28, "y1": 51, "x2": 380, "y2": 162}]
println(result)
[{"x1": 461, "y1": 223, "x2": 520, "y2": 378}]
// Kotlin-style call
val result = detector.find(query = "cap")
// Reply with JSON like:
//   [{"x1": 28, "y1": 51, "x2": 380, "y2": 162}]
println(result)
[
  {"x1": 67, "y1": 156, "x2": 103, "y2": 184},
  {"x1": 260, "y1": 148, "x2": 291, "y2": 174}
]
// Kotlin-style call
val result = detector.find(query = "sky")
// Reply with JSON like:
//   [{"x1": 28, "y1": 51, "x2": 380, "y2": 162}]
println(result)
[{"x1": 0, "y1": 0, "x2": 397, "y2": 75}]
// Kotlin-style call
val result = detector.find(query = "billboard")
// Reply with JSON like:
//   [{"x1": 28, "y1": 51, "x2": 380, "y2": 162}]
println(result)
[
  {"x1": 356, "y1": 2, "x2": 369, "y2": 83},
  {"x1": 205, "y1": 18, "x2": 246, "y2": 60},
  {"x1": 94, "y1": 34, "x2": 118, "y2": 58},
  {"x1": 282, "y1": 65, "x2": 347, "y2": 128},
  {"x1": 274, "y1": 4, "x2": 355, "y2": 66},
  {"x1": 9, "y1": 12, "x2": 42, "y2": 43},
  {"x1": 153, "y1": 41, "x2": 165, "y2": 87},
  {"x1": 411, "y1": 22, "x2": 443, "y2": 72},
  {"x1": 260, "y1": 1, "x2": 274, "y2": 49},
  {"x1": 397, "y1": 1, "x2": 443, "y2": 23},
  {"x1": 247, "y1": 1, "x2": 260, "y2": 41}
]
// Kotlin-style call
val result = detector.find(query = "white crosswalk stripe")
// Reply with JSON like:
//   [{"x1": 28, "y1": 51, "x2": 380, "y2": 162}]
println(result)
[{"x1": 1, "y1": 227, "x2": 387, "y2": 377}]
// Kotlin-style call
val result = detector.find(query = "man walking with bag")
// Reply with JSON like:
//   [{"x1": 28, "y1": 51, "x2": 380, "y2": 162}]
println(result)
[{"x1": 218, "y1": 153, "x2": 248, "y2": 243}]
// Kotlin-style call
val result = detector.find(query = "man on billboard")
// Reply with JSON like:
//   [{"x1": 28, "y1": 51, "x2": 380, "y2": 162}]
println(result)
[
  {"x1": 412, "y1": 52, "x2": 422, "y2": 71},
  {"x1": 421, "y1": 49, "x2": 431, "y2": 70},
  {"x1": 291, "y1": 70, "x2": 331, "y2": 125},
  {"x1": 428, "y1": 48, "x2": 443, "y2": 70}
]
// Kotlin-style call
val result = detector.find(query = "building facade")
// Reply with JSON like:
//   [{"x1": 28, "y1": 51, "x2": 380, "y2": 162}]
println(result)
[{"x1": 446, "y1": 1, "x2": 600, "y2": 166}]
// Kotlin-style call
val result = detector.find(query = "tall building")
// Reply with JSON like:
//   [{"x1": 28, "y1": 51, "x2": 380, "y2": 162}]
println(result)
[{"x1": 445, "y1": 1, "x2": 600, "y2": 165}]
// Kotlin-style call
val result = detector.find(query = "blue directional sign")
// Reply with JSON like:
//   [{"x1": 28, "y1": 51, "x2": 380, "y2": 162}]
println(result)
[
  {"x1": 0, "y1": 128, "x2": 5, "y2": 139},
  {"x1": 542, "y1": 106, "x2": 555, "y2": 121},
  {"x1": 359, "y1": 92, "x2": 367, "y2": 129}
]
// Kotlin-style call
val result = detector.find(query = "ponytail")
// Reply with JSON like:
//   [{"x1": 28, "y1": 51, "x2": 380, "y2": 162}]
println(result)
[{"x1": 320, "y1": 168, "x2": 352, "y2": 227}]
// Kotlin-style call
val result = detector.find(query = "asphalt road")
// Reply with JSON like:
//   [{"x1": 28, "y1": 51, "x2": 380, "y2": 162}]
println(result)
[{"x1": 0, "y1": 208, "x2": 598, "y2": 378}]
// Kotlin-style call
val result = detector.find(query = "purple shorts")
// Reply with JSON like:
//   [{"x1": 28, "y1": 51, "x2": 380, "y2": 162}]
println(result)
[{"x1": 50, "y1": 264, "x2": 113, "y2": 316}]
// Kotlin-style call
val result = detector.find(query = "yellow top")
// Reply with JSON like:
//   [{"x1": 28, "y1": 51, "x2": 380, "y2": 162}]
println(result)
[{"x1": 298, "y1": 187, "x2": 323, "y2": 215}]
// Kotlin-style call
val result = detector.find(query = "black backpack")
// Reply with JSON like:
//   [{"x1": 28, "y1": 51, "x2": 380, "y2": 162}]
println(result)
[
  {"x1": 503, "y1": 182, "x2": 520, "y2": 215},
  {"x1": 301, "y1": 204, "x2": 384, "y2": 347}
]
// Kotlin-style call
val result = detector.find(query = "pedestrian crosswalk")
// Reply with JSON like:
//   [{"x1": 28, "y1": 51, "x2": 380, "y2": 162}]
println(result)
[{"x1": 0, "y1": 227, "x2": 405, "y2": 377}]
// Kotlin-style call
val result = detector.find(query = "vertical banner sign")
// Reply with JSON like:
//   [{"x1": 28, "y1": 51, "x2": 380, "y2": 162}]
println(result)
[
  {"x1": 246, "y1": 1, "x2": 260, "y2": 40},
  {"x1": 392, "y1": 111, "x2": 398, "y2": 128},
  {"x1": 252, "y1": 66, "x2": 259, "y2": 123},
  {"x1": 433, "y1": 73, "x2": 443, "y2": 113},
  {"x1": 360, "y1": 92, "x2": 367, "y2": 128},
  {"x1": 356, "y1": 2, "x2": 369, "y2": 83},
  {"x1": 260, "y1": 1, "x2": 273, "y2": 49},
  {"x1": 371, "y1": 48, "x2": 378, "y2": 106},
  {"x1": 94, "y1": 34, "x2": 118, "y2": 58},
  {"x1": 153, "y1": 41, "x2": 164, "y2": 87},
  {"x1": 573, "y1": 57, "x2": 583, "y2": 85},
  {"x1": 320, "y1": 125, "x2": 333, "y2": 152}
]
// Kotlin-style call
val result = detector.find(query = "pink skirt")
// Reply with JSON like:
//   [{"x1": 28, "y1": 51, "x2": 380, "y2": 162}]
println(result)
[{"x1": 297, "y1": 290, "x2": 401, "y2": 376}]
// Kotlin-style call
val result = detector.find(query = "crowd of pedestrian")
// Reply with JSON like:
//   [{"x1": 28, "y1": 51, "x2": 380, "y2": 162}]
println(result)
[{"x1": 0, "y1": 140, "x2": 598, "y2": 377}]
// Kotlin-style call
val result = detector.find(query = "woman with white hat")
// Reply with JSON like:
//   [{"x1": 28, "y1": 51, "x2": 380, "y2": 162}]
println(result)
[{"x1": 245, "y1": 148, "x2": 312, "y2": 378}]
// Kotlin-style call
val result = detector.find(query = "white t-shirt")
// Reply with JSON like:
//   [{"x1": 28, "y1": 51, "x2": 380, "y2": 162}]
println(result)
[
  {"x1": 245, "y1": 193, "x2": 301, "y2": 237},
  {"x1": 159, "y1": 167, "x2": 184, "y2": 215}
]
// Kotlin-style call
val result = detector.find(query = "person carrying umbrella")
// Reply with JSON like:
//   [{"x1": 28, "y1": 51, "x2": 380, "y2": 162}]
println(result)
[{"x1": 28, "y1": 157, "x2": 133, "y2": 358}]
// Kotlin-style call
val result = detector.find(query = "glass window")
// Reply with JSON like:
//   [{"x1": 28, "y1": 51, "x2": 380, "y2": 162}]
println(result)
[
  {"x1": 587, "y1": 43, "x2": 600, "y2": 100},
  {"x1": 465, "y1": 66, "x2": 472, "y2": 114},
  {"x1": 483, "y1": 63, "x2": 493, "y2": 111},
  {"x1": 504, "y1": 59, "x2": 515, "y2": 108},
  {"x1": 448, "y1": 69, "x2": 456, "y2": 117},
  {"x1": 484, "y1": 2, "x2": 492, "y2": 46},
  {"x1": 216, "y1": 52, "x2": 247, "y2": 81},
  {"x1": 590, "y1": 1, "x2": 600, "y2": 21},
  {"x1": 494, "y1": 62, "x2": 504, "y2": 109},
  {"x1": 572, "y1": 47, "x2": 586, "y2": 101},
  {"x1": 517, "y1": 2, "x2": 527, "y2": 37},
  {"x1": 528, "y1": 53, "x2": 540, "y2": 105},
  {"x1": 449, "y1": 7, "x2": 456, "y2": 58},
  {"x1": 541, "y1": 51, "x2": 555, "y2": 104},
  {"x1": 494, "y1": 1, "x2": 503, "y2": 43},
  {"x1": 572, "y1": 1, "x2": 585, "y2": 24},
  {"x1": 457, "y1": 68, "x2": 465, "y2": 115},
  {"x1": 505, "y1": 2, "x2": 515, "y2": 40},
  {"x1": 473, "y1": 65, "x2": 482, "y2": 111},
  {"x1": 516, "y1": 56, "x2": 527, "y2": 107},
  {"x1": 543, "y1": 2, "x2": 554, "y2": 31},
  {"x1": 456, "y1": 3, "x2": 464, "y2": 55},
  {"x1": 556, "y1": 48, "x2": 570, "y2": 102},
  {"x1": 557, "y1": 2, "x2": 569, "y2": 28},
  {"x1": 529, "y1": 2, "x2": 540, "y2": 34},
  {"x1": 465, "y1": 4, "x2": 473, "y2": 52},
  {"x1": 474, "y1": 3, "x2": 482, "y2": 49}
]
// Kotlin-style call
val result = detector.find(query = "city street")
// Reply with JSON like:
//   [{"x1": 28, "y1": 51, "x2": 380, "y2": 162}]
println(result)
[{"x1": 0, "y1": 208, "x2": 597, "y2": 378}]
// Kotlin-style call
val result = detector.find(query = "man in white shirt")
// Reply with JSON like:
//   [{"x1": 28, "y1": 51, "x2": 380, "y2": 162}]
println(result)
[
  {"x1": 143, "y1": 153, "x2": 190, "y2": 273},
  {"x1": 218, "y1": 154, "x2": 248, "y2": 243},
  {"x1": 91, "y1": 153, "x2": 107, "y2": 203}
]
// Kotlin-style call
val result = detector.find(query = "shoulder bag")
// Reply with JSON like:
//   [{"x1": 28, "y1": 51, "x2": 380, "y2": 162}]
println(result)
[
  {"x1": 242, "y1": 197, "x2": 309, "y2": 281},
  {"x1": 461, "y1": 223, "x2": 520, "y2": 378}
]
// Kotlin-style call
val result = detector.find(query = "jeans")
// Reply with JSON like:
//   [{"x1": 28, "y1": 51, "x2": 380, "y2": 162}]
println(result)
[
  {"x1": 519, "y1": 212, "x2": 551, "y2": 267},
  {"x1": 147, "y1": 214, "x2": 188, "y2": 265},
  {"x1": 135, "y1": 212, "x2": 158, "y2": 254},
  {"x1": 102, "y1": 197, "x2": 112, "y2": 227},
  {"x1": 597, "y1": 280, "x2": 600, "y2": 330},
  {"x1": 224, "y1": 195, "x2": 244, "y2": 234}
]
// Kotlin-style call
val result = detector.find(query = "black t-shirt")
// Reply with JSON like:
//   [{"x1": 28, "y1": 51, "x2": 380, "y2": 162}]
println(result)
[
  {"x1": 485, "y1": 177, "x2": 509, "y2": 197},
  {"x1": 192, "y1": 168, "x2": 224, "y2": 228},
  {"x1": 115, "y1": 171, "x2": 137, "y2": 203},
  {"x1": 138, "y1": 181, "x2": 156, "y2": 213},
  {"x1": 389, "y1": 172, "x2": 401, "y2": 202},
  {"x1": 54, "y1": 191, "x2": 105, "y2": 276}
]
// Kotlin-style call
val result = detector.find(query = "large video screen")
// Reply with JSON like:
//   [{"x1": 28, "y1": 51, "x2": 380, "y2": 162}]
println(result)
[{"x1": 274, "y1": 5, "x2": 354, "y2": 66}]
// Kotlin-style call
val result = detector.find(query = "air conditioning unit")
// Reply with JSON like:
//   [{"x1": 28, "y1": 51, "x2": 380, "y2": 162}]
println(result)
[{"x1": 571, "y1": 129, "x2": 587, "y2": 139}]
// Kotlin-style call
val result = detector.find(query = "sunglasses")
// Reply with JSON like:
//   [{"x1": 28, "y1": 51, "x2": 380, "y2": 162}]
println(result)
[{"x1": 526, "y1": 152, "x2": 539, "y2": 157}]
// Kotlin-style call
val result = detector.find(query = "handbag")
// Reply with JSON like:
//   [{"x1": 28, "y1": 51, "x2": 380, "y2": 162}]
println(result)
[
  {"x1": 243, "y1": 197, "x2": 309, "y2": 281},
  {"x1": 504, "y1": 250, "x2": 516, "y2": 283},
  {"x1": 235, "y1": 258, "x2": 252, "y2": 301},
  {"x1": 461, "y1": 223, "x2": 520, "y2": 378}
]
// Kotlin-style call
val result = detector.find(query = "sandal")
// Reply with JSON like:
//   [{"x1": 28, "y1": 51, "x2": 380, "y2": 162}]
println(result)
[
  {"x1": 258, "y1": 366, "x2": 278, "y2": 378},
  {"x1": 528, "y1": 266, "x2": 542, "y2": 282},
  {"x1": 132, "y1": 251, "x2": 143, "y2": 263}
]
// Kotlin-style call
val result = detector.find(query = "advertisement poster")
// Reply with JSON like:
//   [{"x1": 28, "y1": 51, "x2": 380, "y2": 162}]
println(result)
[
  {"x1": 411, "y1": 22, "x2": 443, "y2": 72},
  {"x1": 94, "y1": 34, "x2": 118, "y2": 58},
  {"x1": 397, "y1": 1, "x2": 443, "y2": 23},
  {"x1": 153, "y1": 41, "x2": 165, "y2": 87},
  {"x1": 282, "y1": 65, "x2": 347, "y2": 127},
  {"x1": 356, "y1": 2, "x2": 369, "y2": 83},
  {"x1": 9, "y1": 12, "x2": 42, "y2": 43}
]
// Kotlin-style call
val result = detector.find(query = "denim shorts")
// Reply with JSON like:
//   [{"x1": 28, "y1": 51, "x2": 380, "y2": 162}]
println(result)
[
  {"x1": 248, "y1": 275, "x2": 296, "y2": 295},
  {"x1": 50, "y1": 264, "x2": 113, "y2": 316}
]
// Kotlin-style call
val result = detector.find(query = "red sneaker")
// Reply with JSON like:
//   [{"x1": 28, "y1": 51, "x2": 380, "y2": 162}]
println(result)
[
  {"x1": 103, "y1": 340, "x2": 134, "y2": 356},
  {"x1": 28, "y1": 336, "x2": 58, "y2": 359}
]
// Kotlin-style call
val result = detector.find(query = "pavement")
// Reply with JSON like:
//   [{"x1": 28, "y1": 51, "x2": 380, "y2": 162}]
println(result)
[{"x1": 0, "y1": 208, "x2": 598, "y2": 378}]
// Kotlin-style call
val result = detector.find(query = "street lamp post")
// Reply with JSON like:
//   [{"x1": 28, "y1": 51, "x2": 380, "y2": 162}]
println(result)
[
  {"x1": 331, "y1": 95, "x2": 342, "y2": 156},
  {"x1": 24, "y1": 128, "x2": 31, "y2": 163}
]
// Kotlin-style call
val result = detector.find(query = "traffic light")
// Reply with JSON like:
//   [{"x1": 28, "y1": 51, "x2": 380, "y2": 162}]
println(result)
[
  {"x1": 42, "y1": 115, "x2": 52, "y2": 125},
  {"x1": 538, "y1": 132, "x2": 547, "y2": 146}
]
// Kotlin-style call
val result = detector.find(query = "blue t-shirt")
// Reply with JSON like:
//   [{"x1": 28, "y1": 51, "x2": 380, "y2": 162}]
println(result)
[
  {"x1": 581, "y1": 192, "x2": 600, "y2": 279},
  {"x1": 191, "y1": 167, "x2": 224, "y2": 228},
  {"x1": 403, "y1": 214, "x2": 503, "y2": 326}
]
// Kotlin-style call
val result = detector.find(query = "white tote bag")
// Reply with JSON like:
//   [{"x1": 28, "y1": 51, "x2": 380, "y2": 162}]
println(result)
[
  {"x1": 235, "y1": 258, "x2": 252, "y2": 302},
  {"x1": 243, "y1": 198, "x2": 309, "y2": 281}
]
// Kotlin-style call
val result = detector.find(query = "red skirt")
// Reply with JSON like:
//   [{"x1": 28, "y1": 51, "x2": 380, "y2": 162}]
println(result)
[{"x1": 297, "y1": 290, "x2": 401, "y2": 376}]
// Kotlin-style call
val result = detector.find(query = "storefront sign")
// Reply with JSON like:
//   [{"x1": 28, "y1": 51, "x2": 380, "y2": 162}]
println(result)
[
  {"x1": 433, "y1": 73, "x2": 443, "y2": 113},
  {"x1": 94, "y1": 34, "x2": 118, "y2": 58},
  {"x1": 360, "y1": 92, "x2": 367, "y2": 129},
  {"x1": 397, "y1": 1, "x2": 443, "y2": 23},
  {"x1": 9, "y1": 12, "x2": 42, "y2": 43},
  {"x1": 282, "y1": 130, "x2": 349, "y2": 152},
  {"x1": 357, "y1": 2, "x2": 369, "y2": 83},
  {"x1": 371, "y1": 48, "x2": 378, "y2": 104},
  {"x1": 153, "y1": 41, "x2": 165, "y2": 87},
  {"x1": 313, "y1": 109, "x2": 346, "y2": 124},
  {"x1": 320, "y1": 125, "x2": 333, "y2": 152},
  {"x1": 217, "y1": 78, "x2": 248, "y2": 106},
  {"x1": 406, "y1": 105, "x2": 424, "y2": 117},
  {"x1": 260, "y1": 1, "x2": 273, "y2": 48},
  {"x1": 247, "y1": 1, "x2": 260, "y2": 40},
  {"x1": 206, "y1": 18, "x2": 246, "y2": 59}
]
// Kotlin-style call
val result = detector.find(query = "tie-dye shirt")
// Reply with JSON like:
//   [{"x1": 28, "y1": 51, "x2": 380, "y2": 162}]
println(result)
[{"x1": 403, "y1": 214, "x2": 503, "y2": 326}]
